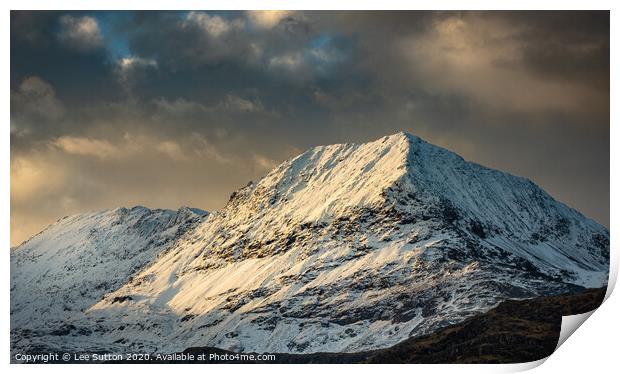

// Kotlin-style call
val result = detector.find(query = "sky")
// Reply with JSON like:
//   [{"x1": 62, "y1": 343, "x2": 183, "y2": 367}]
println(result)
[{"x1": 10, "y1": 11, "x2": 610, "y2": 246}]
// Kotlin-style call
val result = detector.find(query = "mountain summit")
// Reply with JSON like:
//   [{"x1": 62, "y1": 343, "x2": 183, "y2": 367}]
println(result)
[{"x1": 11, "y1": 132, "x2": 609, "y2": 355}]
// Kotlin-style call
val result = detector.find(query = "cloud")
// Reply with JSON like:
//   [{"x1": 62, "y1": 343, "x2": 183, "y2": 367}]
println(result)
[
  {"x1": 10, "y1": 154, "x2": 72, "y2": 246},
  {"x1": 153, "y1": 97, "x2": 207, "y2": 115},
  {"x1": 252, "y1": 154, "x2": 278, "y2": 171},
  {"x1": 269, "y1": 52, "x2": 304, "y2": 71},
  {"x1": 246, "y1": 10, "x2": 294, "y2": 29},
  {"x1": 11, "y1": 155, "x2": 67, "y2": 204},
  {"x1": 11, "y1": 76, "x2": 64, "y2": 121},
  {"x1": 218, "y1": 95, "x2": 264, "y2": 113},
  {"x1": 396, "y1": 13, "x2": 607, "y2": 117},
  {"x1": 49, "y1": 132, "x2": 236, "y2": 166},
  {"x1": 10, "y1": 11, "x2": 610, "y2": 246},
  {"x1": 118, "y1": 56, "x2": 158, "y2": 71},
  {"x1": 51, "y1": 136, "x2": 121, "y2": 159},
  {"x1": 156, "y1": 140, "x2": 187, "y2": 161},
  {"x1": 308, "y1": 47, "x2": 343, "y2": 65},
  {"x1": 115, "y1": 56, "x2": 158, "y2": 94},
  {"x1": 50, "y1": 134, "x2": 194, "y2": 163},
  {"x1": 123, "y1": 11, "x2": 316, "y2": 70},
  {"x1": 10, "y1": 128, "x2": 291, "y2": 246},
  {"x1": 153, "y1": 95, "x2": 266, "y2": 115},
  {"x1": 184, "y1": 11, "x2": 244, "y2": 38},
  {"x1": 57, "y1": 15, "x2": 103, "y2": 52},
  {"x1": 169, "y1": 11, "x2": 255, "y2": 65},
  {"x1": 188, "y1": 132, "x2": 232, "y2": 164},
  {"x1": 11, "y1": 76, "x2": 65, "y2": 137}
]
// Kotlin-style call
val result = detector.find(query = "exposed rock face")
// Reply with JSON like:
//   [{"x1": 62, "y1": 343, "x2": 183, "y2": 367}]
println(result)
[{"x1": 10, "y1": 132, "x2": 609, "y2": 356}]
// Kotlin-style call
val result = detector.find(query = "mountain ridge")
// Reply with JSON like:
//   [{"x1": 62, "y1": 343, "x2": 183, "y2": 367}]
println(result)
[
  {"x1": 11, "y1": 132, "x2": 609, "y2": 356},
  {"x1": 11, "y1": 205, "x2": 208, "y2": 350}
]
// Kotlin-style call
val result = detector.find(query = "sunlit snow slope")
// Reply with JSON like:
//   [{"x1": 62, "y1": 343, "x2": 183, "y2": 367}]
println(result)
[
  {"x1": 11, "y1": 206, "x2": 207, "y2": 352},
  {"x1": 11, "y1": 132, "x2": 609, "y2": 355}
]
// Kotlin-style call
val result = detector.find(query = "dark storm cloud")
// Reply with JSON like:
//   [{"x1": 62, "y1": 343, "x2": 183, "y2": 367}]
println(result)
[
  {"x1": 10, "y1": 11, "x2": 609, "y2": 246},
  {"x1": 11, "y1": 11, "x2": 119, "y2": 116},
  {"x1": 516, "y1": 12, "x2": 609, "y2": 83},
  {"x1": 118, "y1": 10, "x2": 317, "y2": 77}
]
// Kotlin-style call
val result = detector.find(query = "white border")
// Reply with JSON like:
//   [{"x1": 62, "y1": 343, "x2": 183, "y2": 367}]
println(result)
[
  {"x1": 3, "y1": 2, "x2": 617, "y2": 373},
  {"x1": 1, "y1": 0, "x2": 618, "y2": 10}
]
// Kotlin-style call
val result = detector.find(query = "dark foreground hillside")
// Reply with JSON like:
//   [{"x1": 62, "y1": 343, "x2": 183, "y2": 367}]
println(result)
[{"x1": 131, "y1": 287, "x2": 606, "y2": 364}]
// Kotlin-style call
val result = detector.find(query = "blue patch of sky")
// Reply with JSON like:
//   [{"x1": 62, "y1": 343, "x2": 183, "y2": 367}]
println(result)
[
  {"x1": 92, "y1": 12, "x2": 132, "y2": 60},
  {"x1": 305, "y1": 33, "x2": 350, "y2": 74},
  {"x1": 310, "y1": 34, "x2": 332, "y2": 49}
]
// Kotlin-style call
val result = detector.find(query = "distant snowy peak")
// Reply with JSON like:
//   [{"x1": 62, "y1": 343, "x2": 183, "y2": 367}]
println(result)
[
  {"x1": 15, "y1": 205, "x2": 207, "y2": 252},
  {"x1": 10, "y1": 205, "x2": 208, "y2": 330}
]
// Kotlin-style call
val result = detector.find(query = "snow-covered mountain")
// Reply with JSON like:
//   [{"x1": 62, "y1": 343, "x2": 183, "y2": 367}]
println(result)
[
  {"x1": 11, "y1": 132, "x2": 609, "y2": 356},
  {"x1": 11, "y1": 206, "x2": 207, "y2": 352}
]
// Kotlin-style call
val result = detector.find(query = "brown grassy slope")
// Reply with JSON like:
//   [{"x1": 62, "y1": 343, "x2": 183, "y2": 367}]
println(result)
[{"x1": 361, "y1": 287, "x2": 606, "y2": 364}]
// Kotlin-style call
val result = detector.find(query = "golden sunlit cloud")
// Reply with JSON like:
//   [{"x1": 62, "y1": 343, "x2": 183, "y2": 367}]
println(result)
[
  {"x1": 11, "y1": 156, "x2": 67, "y2": 204},
  {"x1": 246, "y1": 10, "x2": 294, "y2": 29},
  {"x1": 399, "y1": 14, "x2": 606, "y2": 117}
]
